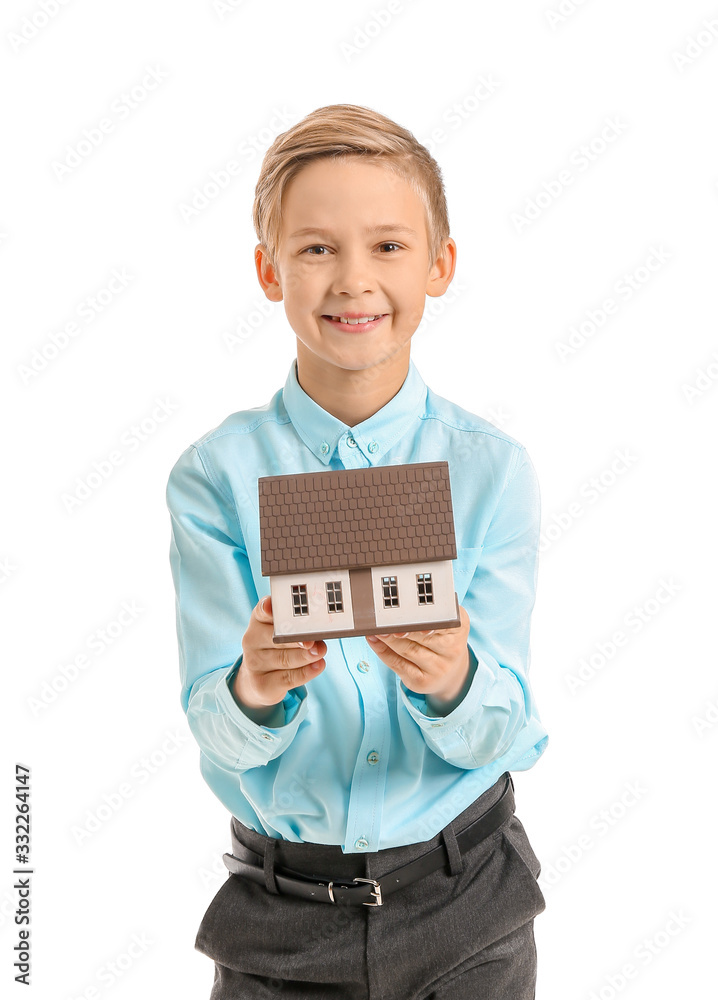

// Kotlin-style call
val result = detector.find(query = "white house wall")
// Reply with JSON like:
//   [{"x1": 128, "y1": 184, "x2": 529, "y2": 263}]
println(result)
[
  {"x1": 270, "y1": 568, "x2": 354, "y2": 638},
  {"x1": 371, "y1": 560, "x2": 456, "y2": 627}
]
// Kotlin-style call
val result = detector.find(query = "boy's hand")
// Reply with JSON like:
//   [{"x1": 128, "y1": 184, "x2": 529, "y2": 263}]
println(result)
[
  {"x1": 366, "y1": 605, "x2": 473, "y2": 706},
  {"x1": 234, "y1": 596, "x2": 327, "y2": 711}
]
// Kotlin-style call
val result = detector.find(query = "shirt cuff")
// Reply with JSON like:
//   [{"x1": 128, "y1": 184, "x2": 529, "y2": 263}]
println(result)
[
  {"x1": 218, "y1": 656, "x2": 308, "y2": 768},
  {"x1": 399, "y1": 644, "x2": 490, "y2": 735}
]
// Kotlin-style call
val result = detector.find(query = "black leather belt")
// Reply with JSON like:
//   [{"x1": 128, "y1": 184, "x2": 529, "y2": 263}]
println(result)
[{"x1": 222, "y1": 772, "x2": 515, "y2": 907}]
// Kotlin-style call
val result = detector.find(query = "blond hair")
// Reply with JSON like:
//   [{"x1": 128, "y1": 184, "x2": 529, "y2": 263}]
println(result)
[{"x1": 252, "y1": 104, "x2": 450, "y2": 273}]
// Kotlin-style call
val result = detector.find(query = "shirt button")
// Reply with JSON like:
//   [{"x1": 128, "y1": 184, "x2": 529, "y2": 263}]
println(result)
[
  {"x1": 347, "y1": 435, "x2": 357, "y2": 447},
  {"x1": 320, "y1": 441, "x2": 329, "y2": 456},
  {"x1": 357, "y1": 660, "x2": 370, "y2": 673},
  {"x1": 430, "y1": 723, "x2": 444, "y2": 728},
  {"x1": 355, "y1": 837, "x2": 369, "y2": 850},
  {"x1": 368, "y1": 441, "x2": 379, "y2": 453},
  {"x1": 367, "y1": 751, "x2": 379, "y2": 765},
  {"x1": 261, "y1": 733, "x2": 275, "y2": 741}
]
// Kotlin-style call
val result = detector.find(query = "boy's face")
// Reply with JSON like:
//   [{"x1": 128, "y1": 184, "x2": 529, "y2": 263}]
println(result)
[{"x1": 256, "y1": 156, "x2": 455, "y2": 381}]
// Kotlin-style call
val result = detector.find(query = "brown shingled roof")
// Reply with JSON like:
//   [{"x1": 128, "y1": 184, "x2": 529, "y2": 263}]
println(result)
[{"x1": 258, "y1": 461, "x2": 457, "y2": 576}]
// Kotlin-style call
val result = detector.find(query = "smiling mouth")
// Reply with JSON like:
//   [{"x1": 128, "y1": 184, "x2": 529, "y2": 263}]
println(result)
[{"x1": 322, "y1": 314, "x2": 387, "y2": 325}]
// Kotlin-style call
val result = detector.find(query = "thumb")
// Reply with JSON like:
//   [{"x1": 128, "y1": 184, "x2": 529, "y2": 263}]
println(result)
[{"x1": 254, "y1": 595, "x2": 273, "y2": 622}]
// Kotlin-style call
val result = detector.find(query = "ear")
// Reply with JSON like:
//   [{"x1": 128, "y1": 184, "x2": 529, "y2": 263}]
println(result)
[
  {"x1": 426, "y1": 237, "x2": 457, "y2": 298},
  {"x1": 255, "y1": 243, "x2": 283, "y2": 303}
]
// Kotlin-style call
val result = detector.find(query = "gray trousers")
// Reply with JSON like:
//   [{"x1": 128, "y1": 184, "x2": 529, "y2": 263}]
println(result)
[{"x1": 195, "y1": 772, "x2": 546, "y2": 999}]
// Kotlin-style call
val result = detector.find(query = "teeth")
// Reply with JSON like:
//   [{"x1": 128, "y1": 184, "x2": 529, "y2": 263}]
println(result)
[{"x1": 331, "y1": 315, "x2": 382, "y2": 324}]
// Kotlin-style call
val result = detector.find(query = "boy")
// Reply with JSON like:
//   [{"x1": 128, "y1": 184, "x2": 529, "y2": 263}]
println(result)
[{"x1": 166, "y1": 103, "x2": 549, "y2": 999}]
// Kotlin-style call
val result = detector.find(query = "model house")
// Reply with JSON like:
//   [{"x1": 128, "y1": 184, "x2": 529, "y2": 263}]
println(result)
[{"x1": 258, "y1": 461, "x2": 461, "y2": 643}]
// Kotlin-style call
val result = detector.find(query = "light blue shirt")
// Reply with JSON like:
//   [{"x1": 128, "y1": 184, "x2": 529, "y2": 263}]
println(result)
[{"x1": 166, "y1": 360, "x2": 549, "y2": 853}]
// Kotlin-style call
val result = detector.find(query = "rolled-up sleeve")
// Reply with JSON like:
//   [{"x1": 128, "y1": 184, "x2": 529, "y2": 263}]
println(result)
[
  {"x1": 166, "y1": 444, "x2": 308, "y2": 773},
  {"x1": 399, "y1": 446, "x2": 542, "y2": 769}
]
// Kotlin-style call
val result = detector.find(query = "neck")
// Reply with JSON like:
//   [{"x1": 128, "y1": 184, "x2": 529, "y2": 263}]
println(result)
[{"x1": 295, "y1": 348, "x2": 411, "y2": 426}]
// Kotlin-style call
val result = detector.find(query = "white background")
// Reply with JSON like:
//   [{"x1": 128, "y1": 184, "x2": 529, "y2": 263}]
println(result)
[{"x1": 3, "y1": 1, "x2": 717, "y2": 997}]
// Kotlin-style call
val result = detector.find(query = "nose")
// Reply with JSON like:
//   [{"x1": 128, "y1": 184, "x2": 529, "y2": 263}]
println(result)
[{"x1": 330, "y1": 249, "x2": 375, "y2": 297}]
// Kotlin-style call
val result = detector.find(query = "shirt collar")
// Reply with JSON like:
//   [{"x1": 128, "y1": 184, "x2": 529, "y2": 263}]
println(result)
[{"x1": 281, "y1": 359, "x2": 427, "y2": 465}]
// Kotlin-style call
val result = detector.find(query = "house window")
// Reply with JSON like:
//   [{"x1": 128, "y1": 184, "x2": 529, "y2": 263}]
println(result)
[
  {"x1": 382, "y1": 576, "x2": 399, "y2": 608},
  {"x1": 291, "y1": 584, "x2": 309, "y2": 616},
  {"x1": 416, "y1": 573, "x2": 434, "y2": 605},
  {"x1": 326, "y1": 581, "x2": 343, "y2": 613}
]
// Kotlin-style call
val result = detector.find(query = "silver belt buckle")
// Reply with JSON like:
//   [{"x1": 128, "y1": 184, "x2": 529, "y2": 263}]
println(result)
[
  {"x1": 353, "y1": 877, "x2": 383, "y2": 906},
  {"x1": 322, "y1": 876, "x2": 383, "y2": 906}
]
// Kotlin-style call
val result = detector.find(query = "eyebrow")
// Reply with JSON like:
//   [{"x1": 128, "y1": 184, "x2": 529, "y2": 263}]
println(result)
[{"x1": 287, "y1": 224, "x2": 419, "y2": 240}]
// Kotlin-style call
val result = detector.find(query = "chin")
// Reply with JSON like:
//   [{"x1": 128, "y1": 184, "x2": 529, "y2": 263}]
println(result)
[{"x1": 332, "y1": 353, "x2": 398, "y2": 373}]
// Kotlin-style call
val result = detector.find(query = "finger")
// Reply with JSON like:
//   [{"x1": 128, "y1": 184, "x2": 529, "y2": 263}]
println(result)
[
  {"x1": 368, "y1": 632, "x2": 441, "y2": 670},
  {"x1": 368, "y1": 641, "x2": 427, "y2": 688},
  {"x1": 253, "y1": 595, "x2": 274, "y2": 623},
  {"x1": 254, "y1": 599, "x2": 324, "y2": 648},
  {"x1": 257, "y1": 649, "x2": 326, "y2": 703},
  {"x1": 371, "y1": 631, "x2": 435, "y2": 651},
  {"x1": 295, "y1": 656, "x2": 326, "y2": 681},
  {"x1": 263, "y1": 639, "x2": 327, "y2": 671},
  {"x1": 276, "y1": 650, "x2": 327, "y2": 691}
]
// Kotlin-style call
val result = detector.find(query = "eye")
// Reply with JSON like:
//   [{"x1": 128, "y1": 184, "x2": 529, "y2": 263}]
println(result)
[
  {"x1": 301, "y1": 245, "x2": 329, "y2": 255},
  {"x1": 378, "y1": 242, "x2": 401, "y2": 253}
]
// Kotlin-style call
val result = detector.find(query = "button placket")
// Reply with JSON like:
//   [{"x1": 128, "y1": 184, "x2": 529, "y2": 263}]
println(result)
[
  {"x1": 344, "y1": 638, "x2": 388, "y2": 854},
  {"x1": 338, "y1": 436, "x2": 368, "y2": 470}
]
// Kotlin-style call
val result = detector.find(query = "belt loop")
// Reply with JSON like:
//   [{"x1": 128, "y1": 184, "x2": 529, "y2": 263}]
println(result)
[
  {"x1": 263, "y1": 837, "x2": 280, "y2": 895},
  {"x1": 440, "y1": 820, "x2": 464, "y2": 877}
]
